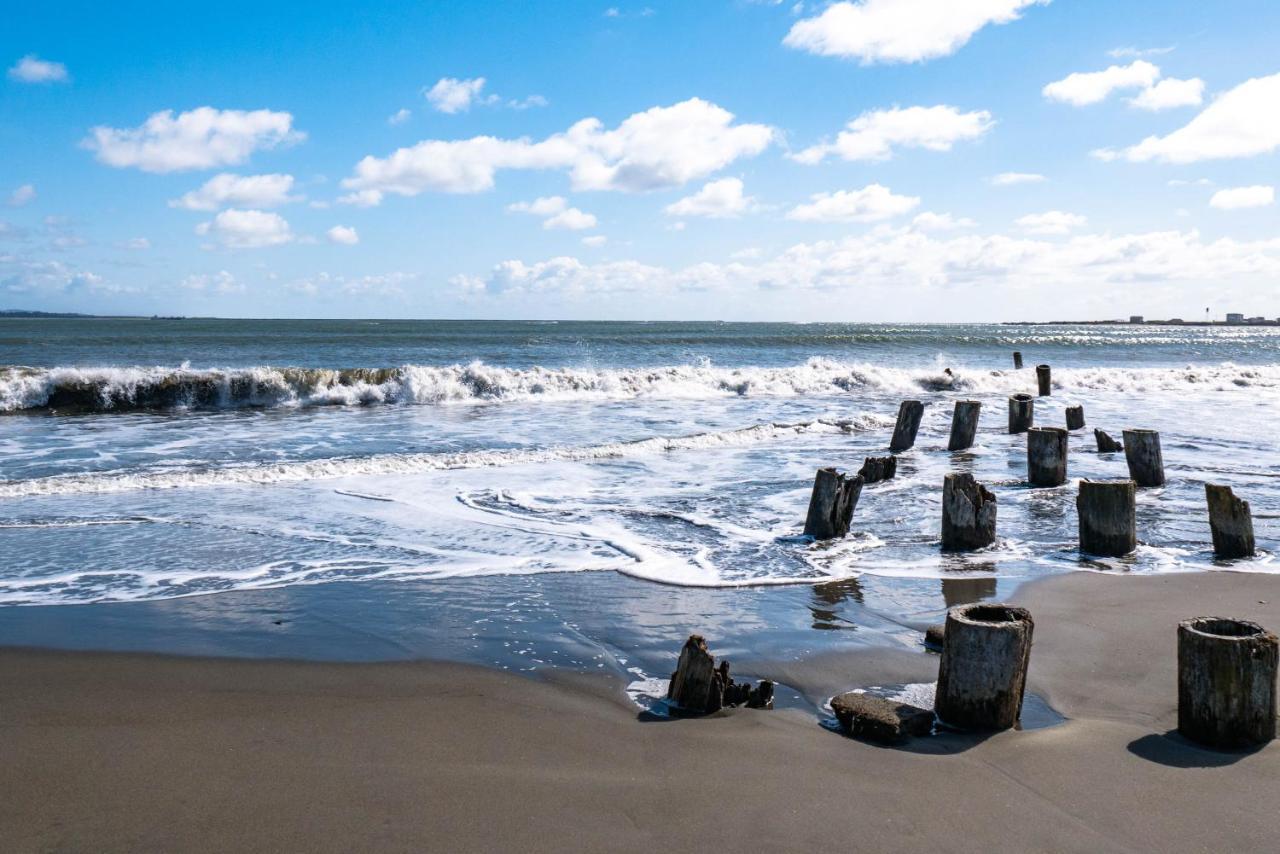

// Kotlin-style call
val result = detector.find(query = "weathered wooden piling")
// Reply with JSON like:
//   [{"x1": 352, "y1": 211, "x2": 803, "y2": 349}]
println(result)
[
  {"x1": 947, "y1": 400, "x2": 982, "y2": 451},
  {"x1": 941, "y1": 473, "x2": 997, "y2": 551},
  {"x1": 667, "y1": 635, "x2": 775, "y2": 715},
  {"x1": 935, "y1": 603, "x2": 1034, "y2": 731},
  {"x1": 1065, "y1": 405, "x2": 1085, "y2": 431},
  {"x1": 1122, "y1": 429, "x2": 1165, "y2": 487},
  {"x1": 1178, "y1": 617, "x2": 1277, "y2": 749},
  {"x1": 1012, "y1": 351, "x2": 1023, "y2": 369},
  {"x1": 803, "y1": 467, "x2": 864, "y2": 540},
  {"x1": 889, "y1": 400, "x2": 925, "y2": 452},
  {"x1": 858, "y1": 456, "x2": 897, "y2": 483},
  {"x1": 1206, "y1": 484, "x2": 1256, "y2": 559},
  {"x1": 1094, "y1": 428, "x2": 1123, "y2": 453},
  {"x1": 1036, "y1": 364, "x2": 1052, "y2": 396},
  {"x1": 1007, "y1": 393, "x2": 1034, "y2": 434},
  {"x1": 1076, "y1": 479, "x2": 1136, "y2": 556},
  {"x1": 830, "y1": 693, "x2": 934, "y2": 744},
  {"x1": 1026, "y1": 427, "x2": 1069, "y2": 487}
]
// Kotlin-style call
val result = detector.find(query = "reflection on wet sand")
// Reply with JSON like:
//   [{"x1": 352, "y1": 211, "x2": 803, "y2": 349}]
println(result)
[{"x1": 809, "y1": 576, "x2": 864, "y2": 631}]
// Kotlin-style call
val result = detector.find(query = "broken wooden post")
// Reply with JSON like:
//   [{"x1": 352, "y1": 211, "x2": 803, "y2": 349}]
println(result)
[
  {"x1": 1065, "y1": 405, "x2": 1085, "y2": 431},
  {"x1": 1007, "y1": 393, "x2": 1034, "y2": 434},
  {"x1": 803, "y1": 467, "x2": 863, "y2": 540},
  {"x1": 924, "y1": 624, "x2": 946, "y2": 650},
  {"x1": 935, "y1": 603, "x2": 1034, "y2": 731},
  {"x1": 1036, "y1": 364, "x2": 1051, "y2": 396},
  {"x1": 889, "y1": 400, "x2": 924, "y2": 452},
  {"x1": 1178, "y1": 617, "x2": 1277, "y2": 749},
  {"x1": 1026, "y1": 426, "x2": 1068, "y2": 487},
  {"x1": 1012, "y1": 351, "x2": 1023, "y2": 369},
  {"x1": 1076, "y1": 479, "x2": 1136, "y2": 556},
  {"x1": 830, "y1": 693, "x2": 934, "y2": 744},
  {"x1": 941, "y1": 473, "x2": 997, "y2": 551},
  {"x1": 667, "y1": 635, "x2": 774, "y2": 716},
  {"x1": 947, "y1": 400, "x2": 981, "y2": 451},
  {"x1": 1206, "y1": 484, "x2": 1256, "y2": 559},
  {"x1": 1095, "y1": 428, "x2": 1123, "y2": 453},
  {"x1": 1122, "y1": 429, "x2": 1165, "y2": 487},
  {"x1": 858, "y1": 456, "x2": 896, "y2": 484}
]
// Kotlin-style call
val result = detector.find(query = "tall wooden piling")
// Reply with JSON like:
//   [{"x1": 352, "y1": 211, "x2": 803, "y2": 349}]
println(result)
[
  {"x1": 947, "y1": 400, "x2": 981, "y2": 451},
  {"x1": 1077, "y1": 479, "x2": 1136, "y2": 556},
  {"x1": 1007, "y1": 393, "x2": 1034, "y2": 434},
  {"x1": 1036, "y1": 364, "x2": 1051, "y2": 396},
  {"x1": 1178, "y1": 617, "x2": 1277, "y2": 749},
  {"x1": 1094, "y1": 428, "x2": 1123, "y2": 453},
  {"x1": 889, "y1": 400, "x2": 924, "y2": 452},
  {"x1": 1122, "y1": 429, "x2": 1165, "y2": 487},
  {"x1": 1027, "y1": 426, "x2": 1068, "y2": 487},
  {"x1": 941, "y1": 473, "x2": 997, "y2": 551},
  {"x1": 1013, "y1": 351, "x2": 1023, "y2": 369},
  {"x1": 1206, "y1": 484, "x2": 1255, "y2": 559},
  {"x1": 935, "y1": 603, "x2": 1034, "y2": 731},
  {"x1": 1065, "y1": 405, "x2": 1085, "y2": 431},
  {"x1": 803, "y1": 467, "x2": 864, "y2": 540}
]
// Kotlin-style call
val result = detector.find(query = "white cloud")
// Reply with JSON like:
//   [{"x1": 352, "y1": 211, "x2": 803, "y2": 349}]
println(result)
[
  {"x1": 1097, "y1": 73, "x2": 1280, "y2": 163},
  {"x1": 85, "y1": 108, "x2": 303, "y2": 173},
  {"x1": 582, "y1": 235, "x2": 608, "y2": 247},
  {"x1": 664, "y1": 178, "x2": 755, "y2": 218},
  {"x1": 508, "y1": 95, "x2": 549, "y2": 110},
  {"x1": 1129, "y1": 77, "x2": 1205, "y2": 111},
  {"x1": 507, "y1": 196, "x2": 598, "y2": 230},
  {"x1": 169, "y1": 173, "x2": 299, "y2": 211},
  {"x1": 784, "y1": 0, "x2": 1046, "y2": 64},
  {"x1": 8, "y1": 184, "x2": 36, "y2": 207},
  {"x1": 341, "y1": 98, "x2": 774, "y2": 203},
  {"x1": 326, "y1": 225, "x2": 360, "y2": 244},
  {"x1": 8, "y1": 55, "x2": 68, "y2": 83},
  {"x1": 786, "y1": 184, "x2": 920, "y2": 222},
  {"x1": 912, "y1": 211, "x2": 976, "y2": 231},
  {"x1": 1168, "y1": 178, "x2": 1212, "y2": 187},
  {"x1": 1042, "y1": 60, "x2": 1161, "y2": 106},
  {"x1": 1016, "y1": 210, "x2": 1087, "y2": 235},
  {"x1": 195, "y1": 209, "x2": 294, "y2": 249},
  {"x1": 545, "y1": 208, "x2": 598, "y2": 230},
  {"x1": 388, "y1": 108, "x2": 411, "y2": 125},
  {"x1": 181, "y1": 270, "x2": 243, "y2": 294},
  {"x1": 425, "y1": 77, "x2": 489, "y2": 113},
  {"x1": 1209, "y1": 185, "x2": 1274, "y2": 210},
  {"x1": 1108, "y1": 46, "x2": 1175, "y2": 59},
  {"x1": 989, "y1": 172, "x2": 1045, "y2": 187},
  {"x1": 118, "y1": 237, "x2": 151, "y2": 250},
  {"x1": 793, "y1": 105, "x2": 993, "y2": 164}
]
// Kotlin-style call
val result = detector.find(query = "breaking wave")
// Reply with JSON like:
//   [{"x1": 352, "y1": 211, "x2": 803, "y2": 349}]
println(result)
[{"x1": 2, "y1": 359, "x2": 1276, "y2": 414}]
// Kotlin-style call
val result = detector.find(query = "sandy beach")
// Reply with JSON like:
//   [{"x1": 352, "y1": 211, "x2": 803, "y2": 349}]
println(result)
[{"x1": 2, "y1": 569, "x2": 1277, "y2": 853}]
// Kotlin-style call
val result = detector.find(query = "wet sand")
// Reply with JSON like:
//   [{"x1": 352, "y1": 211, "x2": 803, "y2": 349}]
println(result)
[{"x1": 2, "y1": 570, "x2": 1278, "y2": 852}]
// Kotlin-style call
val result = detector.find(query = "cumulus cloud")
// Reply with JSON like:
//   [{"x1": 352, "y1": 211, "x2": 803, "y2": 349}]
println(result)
[
  {"x1": 425, "y1": 77, "x2": 490, "y2": 113},
  {"x1": 784, "y1": 0, "x2": 1047, "y2": 64},
  {"x1": 989, "y1": 172, "x2": 1045, "y2": 186},
  {"x1": 195, "y1": 209, "x2": 294, "y2": 248},
  {"x1": 181, "y1": 270, "x2": 243, "y2": 294},
  {"x1": 1043, "y1": 60, "x2": 1201, "y2": 111},
  {"x1": 388, "y1": 108, "x2": 412, "y2": 125},
  {"x1": 341, "y1": 98, "x2": 774, "y2": 204},
  {"x1": 326, "y1": 225, "x2": 360, "y2": 244},
  {"x1": 1016, "y1": 210, "x2": 1087, "y2": 235},
  {"x1": 1129, "y1": 77, "x2": 1205, "y2": 111},
  {"x1": 8, "y1": 55, "x2": 68, "y2": 83},
  {"x1": 507, "y1": 196, "x2": 598, "y2": 230},
  {"x1": 1095, "y1": 73, "x2": 1280, "y2": 163},
  {"x1": 582, "y1": 235, "x2": 608, "y2": 247},
  {"x1": 84, "y1": 107, "x2": 302, "y2": 173},
  {"x1": 664, "y1": 178, "x2": 755, "y2": 218},
  {"x1": 793, "y1": 105, "x2": 993, "y2": 164},
  {"x1": 912, "y1": 211, "x2": 977, "y2": 231},
  {"x1": 169, "y1": 173, "x2": 299, "y2": 211},
  {"x1": 1209, "y1": 185, "x2": 1274, "y2": 210},
  {"x1": 8, "y1": 184, "x2": 36, "y2": 207},
  {"x1": 786, "y1": 184, "x2": 919, "y2": 222}
]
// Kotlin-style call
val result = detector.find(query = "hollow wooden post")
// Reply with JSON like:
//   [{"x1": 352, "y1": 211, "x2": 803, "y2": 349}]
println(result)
[
  {"x1": 803, "y1": 467, "x2": 864, "y2": 540},
  {"x1": 1012, "y1": 351, "x2": 1023, "y2": 369},
  {"x1": 1027, "y1": 427, "x2": 1068, "y2": 487},
  {"x1": 1206, "y1": 484, "x2": 1255, "y2": 559},
  {"x1": 1065, "y1": 405, "x2": 1085, "y2": 431},
  {"x1": 1122, "y1": 429, "x2": 1165, "y2": 487},
  {"x1": 1178, "y1": 617, "x2": 1277, "y2": 749},
  {"x1": 1007, "y1": 394, "x2": 1034, "y2": 434},
  {"x1": 889, "y1": 400, "x2": 924, "y2": 452},
  {"x1": 1094, "y1": 428, "x2": 1123, "y2": 453},
  {"x1": 947, "y1": 400, "x2": 981, "y2": 451},
  {"x1": 941, "y1": 473, "x2": 997, "y2": 551},
  {"x1": 857, "y1": 455, "x2": 896, "y2": 484},
  {"x1": 935, "y1": 603, "x2": 1034, "y2": 731},
  {"x1": 1077, "y1": 479, "x2": 1136, "y2": 556},
  {"x1": 1036, "y1": 364, "x2": 1051, "y2": 396}
]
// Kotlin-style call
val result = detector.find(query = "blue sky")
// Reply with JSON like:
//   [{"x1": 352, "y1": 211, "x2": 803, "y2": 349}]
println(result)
[{"x1": 4, "y1": 0, "x2": 1280, "y2": 321}]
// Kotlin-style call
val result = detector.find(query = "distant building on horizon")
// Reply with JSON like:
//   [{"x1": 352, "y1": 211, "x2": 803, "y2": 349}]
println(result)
[
  {"x1": 1226, "y1": 313, "x2": 1245, "y2": 325},
  {"x1": 1129, "y1": 315, "x2": 1144, "y2": 324}
]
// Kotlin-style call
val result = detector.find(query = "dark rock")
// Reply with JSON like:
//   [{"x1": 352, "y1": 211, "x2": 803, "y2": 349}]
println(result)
[
  {"x1": 924, "y1": 624, "x2": 946, "y2": 651},
  {"x1": 830, "y1": 692, "x2": 935, "y2": 744}
]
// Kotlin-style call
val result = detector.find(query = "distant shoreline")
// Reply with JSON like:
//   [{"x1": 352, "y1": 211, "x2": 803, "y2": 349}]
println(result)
[{"x1": 1004, "y1": 319, "x2": 1280, "y2": 327}]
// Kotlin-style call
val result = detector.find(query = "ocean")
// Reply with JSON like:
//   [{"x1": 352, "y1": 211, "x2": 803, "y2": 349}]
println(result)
[{"x1": 0, "y1": 318, "x2": 1276, "y2": 700}]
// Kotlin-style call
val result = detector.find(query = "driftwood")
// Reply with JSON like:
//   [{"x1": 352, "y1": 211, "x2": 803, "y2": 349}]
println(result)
[
  {"x1": 1178, "y1": 617, "x2": 1277, "y2": 748},
  {"x1": 1027, "y1": 427, "x2": 1069, "y2": 487},
  {"x1": 1076, "y1": 479, "x2": 1136, "y2": 556},
  {"x1": 889, "y1": 400, "x2": 925, "y2": 452},
  {"x1": 858, "y1": 456, "x2": 897, "y2": 484},
  {"x1": 1065, "y1": 405, "x2": 1085, "y2": 431},
  {"x1": 1036, "y1": 364, "x2": 1052, "y2": 396},
  {"x1": 935, "y1": 603, "x2": 1034, "y2": 731},
  {"x1": 941, "y1": 473, "x2": 997, "y2": 551},
  {"x1": 1094, "y1": 429, "x2": 1123, "y2": 453},
  {"x1": 1123, "y1": 429, "x2": 1165, "y2": 487},
  {"x1": 1206, "y1": 484, "x2": 1256, "y2": 559},
  {"x1": 1007, "y1": 394, "x2": 1034, "y2": 434},
  {"x1": 667, "y1": 635, "x2": 774, "y2": 715},
  {"x1": 1012, "y1": 351, "x2": 1023, "y2": 369},
  {"x1": 830, "y1": 693, "x2": 934, "y2": 744},
  {"x1": 947, "y1": 400, "x2": 981, "y2": 451},
  {"x1": 803, "y1": 468, "x2": 864, "y2": 540}
]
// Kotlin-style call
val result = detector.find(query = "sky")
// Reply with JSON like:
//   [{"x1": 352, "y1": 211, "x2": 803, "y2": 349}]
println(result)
[{"x1": 4, "y1": 0, "x2": 1280, "y2": 322}]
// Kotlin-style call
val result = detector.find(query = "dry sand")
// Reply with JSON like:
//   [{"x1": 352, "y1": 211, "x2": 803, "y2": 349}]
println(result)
[{"x1": 2, "y1": 570, "x2": 1279, "y2": 853}]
